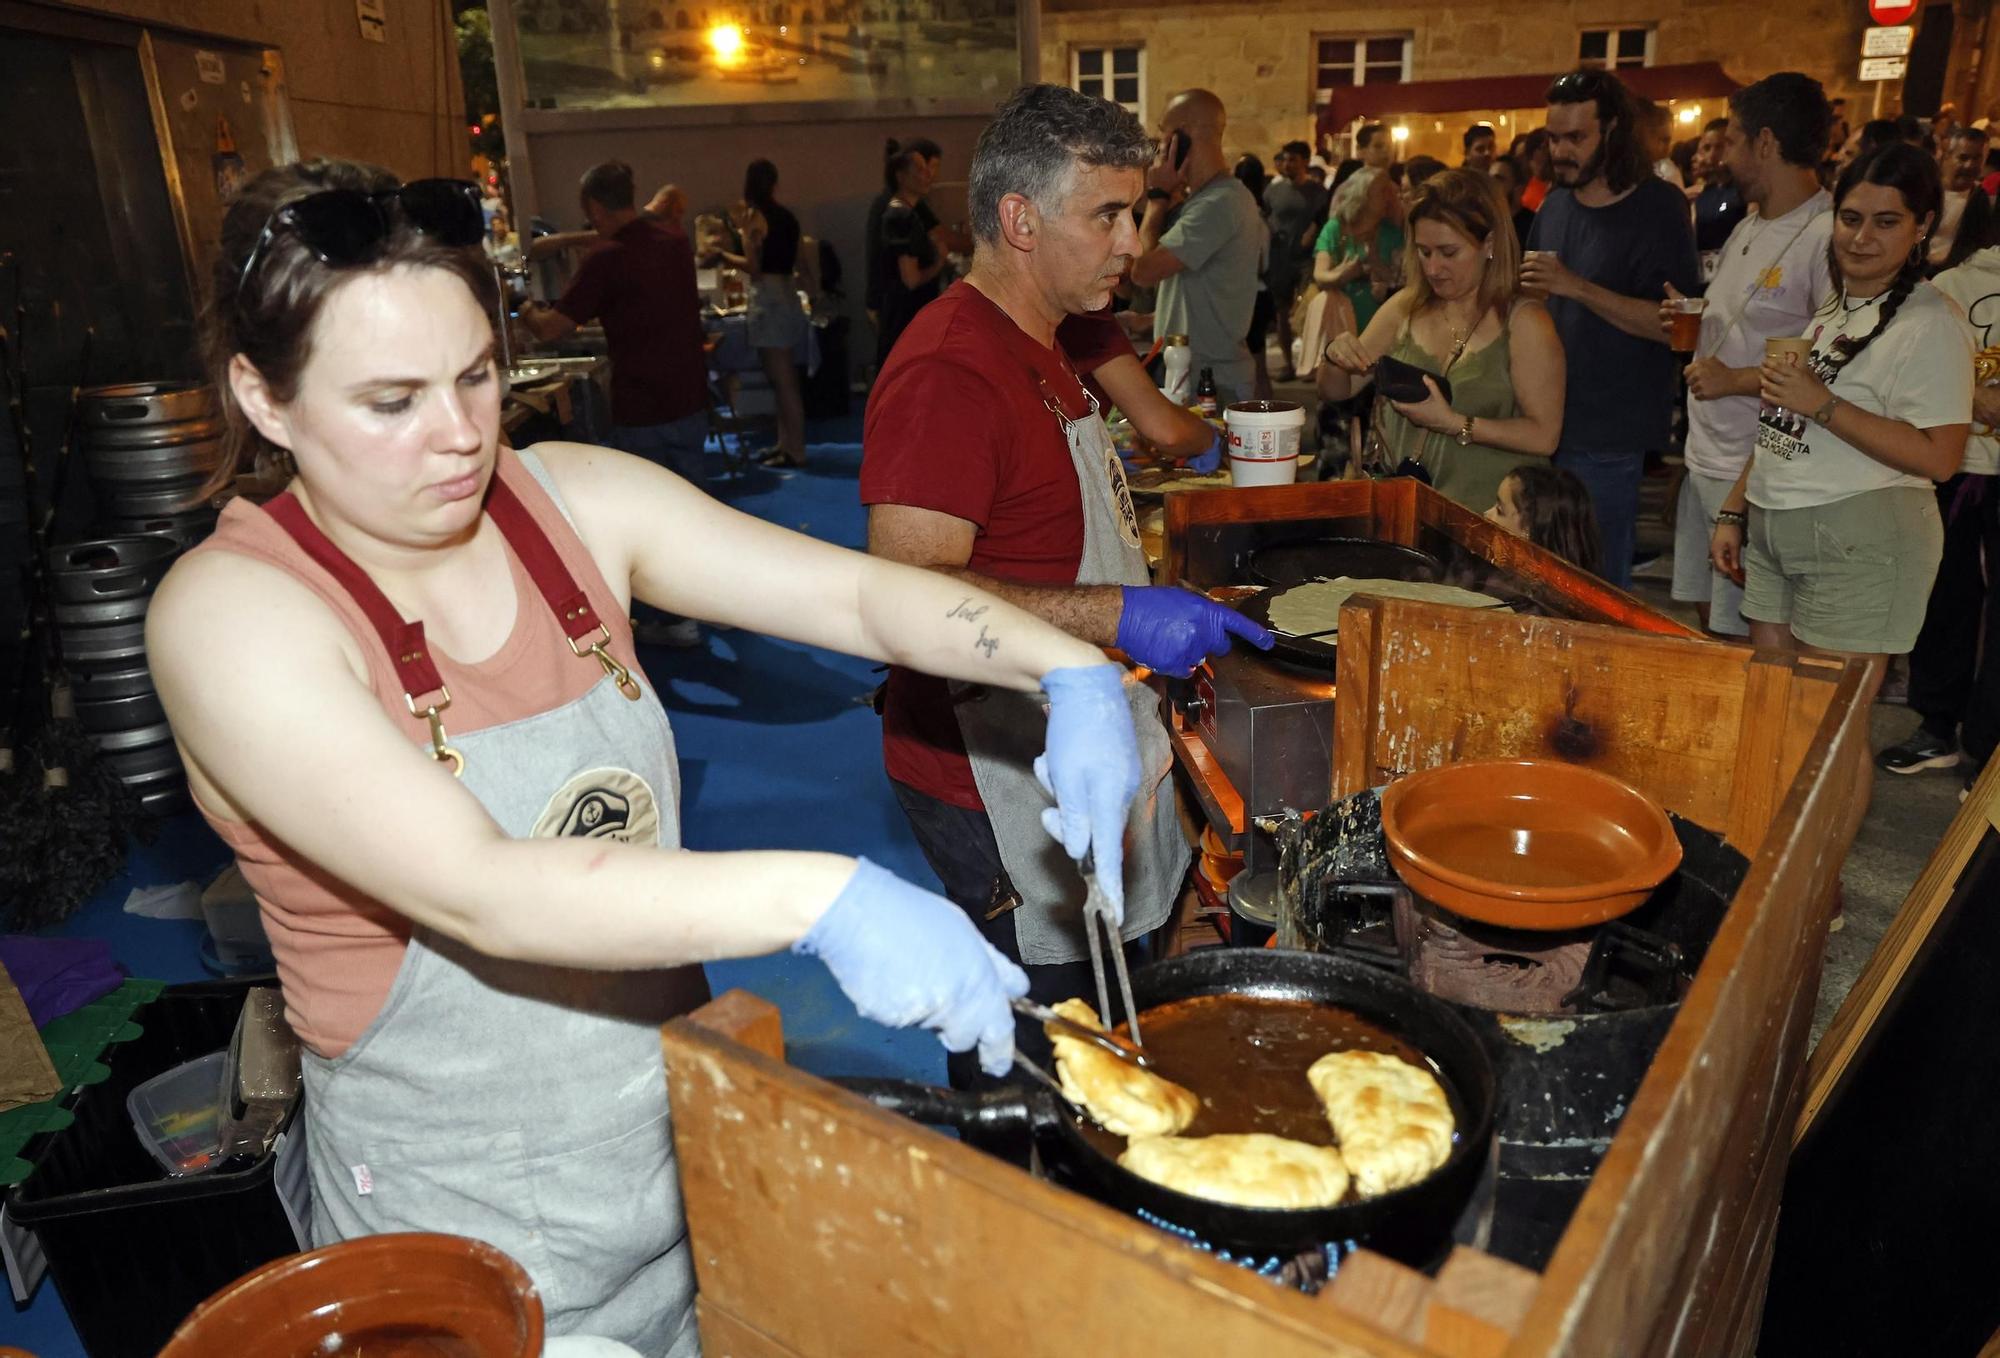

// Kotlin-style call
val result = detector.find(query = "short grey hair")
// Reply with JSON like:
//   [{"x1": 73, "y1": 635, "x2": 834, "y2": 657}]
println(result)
[{"x1": 969, "y1": 84, "x2": 1154, "y2": 244}]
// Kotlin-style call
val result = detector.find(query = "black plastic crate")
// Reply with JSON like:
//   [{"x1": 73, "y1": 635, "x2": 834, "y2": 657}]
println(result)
[{"x1": 7, "y1": 979, "x2": 304, "y2": 1358}]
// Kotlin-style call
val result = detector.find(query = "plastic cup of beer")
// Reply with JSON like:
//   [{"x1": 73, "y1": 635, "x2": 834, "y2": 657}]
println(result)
[
  {"x1": 1522, "y1": 249, "x2": 1556, "y2": 300},
  {"x1": 1765, "y1": 336, "x2": 1812, "y2": 367},
  {"x1": 1667, "y1": 296, "x2": 1706, "y2": 354}
]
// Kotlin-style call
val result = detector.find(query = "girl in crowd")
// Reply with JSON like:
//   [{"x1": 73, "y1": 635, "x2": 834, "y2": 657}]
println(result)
[
  {"x1": 874, "y1": 143, "x2": 947, "y2": 366},
  {"x1": 724, "y1": 158, "x2": 809, "y2": 468},
  {"x1": 150, "y1": 159, "x2": 1139, "y2": 1353},
  {"x1": 1712, "y1": 143, "x2": 1971, "y2": 832},
  {"x1": 1317, "y1": 169, "x2": 1565, "y2": 512},
  {"x1": 1486, "y1": 463, "x2": 1603, "y2": 574}
]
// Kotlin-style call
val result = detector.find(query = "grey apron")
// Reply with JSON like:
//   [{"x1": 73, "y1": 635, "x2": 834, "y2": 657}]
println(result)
[
  {"x1": 272, "y1": 453, "x2": 705, "y2": 1358},
  {"x1": 953, "y1": 378, "x2": 1189, "y2": 965}
]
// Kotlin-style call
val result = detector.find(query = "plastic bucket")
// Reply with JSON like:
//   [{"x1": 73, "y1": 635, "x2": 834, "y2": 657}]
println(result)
[{"x1": 1224, "y1": 400, "x2": 1305, "y2": 487}]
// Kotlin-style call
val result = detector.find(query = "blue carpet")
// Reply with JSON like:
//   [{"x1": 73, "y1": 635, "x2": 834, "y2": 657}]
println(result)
[{"x1": 9, "y1": 411, "x2": 942, "y2": 1355}]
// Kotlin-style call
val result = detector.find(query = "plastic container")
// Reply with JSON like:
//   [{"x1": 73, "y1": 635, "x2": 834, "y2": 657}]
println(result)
[
  {"x1": 126, "y1": 1049, "x2": 229, "y2": 1177},
  {"x1": 6, "y1": 980, "x2": 307, "y2": 1358},
  {"x1": 1160, "y1": 333, "x2": 1192, "y2": 404},
  {"x1": 1223, "y1": 400, "x2": 1305, "y2": 487}
]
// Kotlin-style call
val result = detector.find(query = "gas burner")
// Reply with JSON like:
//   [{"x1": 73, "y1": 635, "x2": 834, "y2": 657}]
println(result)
[
  {"x1": 1131, "y1": 1207, "x2": 1354, "y2": 1293},
  {"x1": 1394, "y1": 892, "x2": 1684, "y2": 1016}
]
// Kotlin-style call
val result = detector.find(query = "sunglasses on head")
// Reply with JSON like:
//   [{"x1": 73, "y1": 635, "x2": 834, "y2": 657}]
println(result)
[
  {"x1": 236, "y1": 178, "x2": 486, "y2": 300},
  {"x1": 1552, "y1": 71, "x2": 1614, "y2": 99}
]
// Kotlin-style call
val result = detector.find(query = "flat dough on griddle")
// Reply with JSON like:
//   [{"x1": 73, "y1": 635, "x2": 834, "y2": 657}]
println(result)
[
  {"x1": 1306, "y1": 1049, "x2": 1455, "y2": 1198},
  {"x1": 1046, "y1": 998, "x2": 1200, "y2": 1139},
  {"x1": 1266, "y1": 577, "x2": 1508, "y2": 638},
  {"x1": 1119, "y1": 1133, "x2": 1351, "y2": 1209}
]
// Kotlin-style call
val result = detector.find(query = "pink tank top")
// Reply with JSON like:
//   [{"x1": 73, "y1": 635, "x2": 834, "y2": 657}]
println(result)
[{"x1": 186, "y1": 450, "x2": 649, "y2": 1056}]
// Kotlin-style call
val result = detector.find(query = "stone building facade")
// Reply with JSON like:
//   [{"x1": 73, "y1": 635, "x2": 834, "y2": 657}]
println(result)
[{"x1": 1040, "y1": 0, "x2": 1885, "y2": 164}]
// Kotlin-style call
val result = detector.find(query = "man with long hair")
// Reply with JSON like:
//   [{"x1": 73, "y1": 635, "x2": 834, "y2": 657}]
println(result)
[{"x1": 1521, "y1": 69, "x2": 1700, "y2": 587}]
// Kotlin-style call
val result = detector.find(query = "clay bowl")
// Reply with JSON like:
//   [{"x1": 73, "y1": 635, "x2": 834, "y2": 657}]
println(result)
[
  {"x1": 158, "y1": 1232, "x2": 542, "y2": 1358},
  {"x1": 1380, "y1": 759, "x2": 1683, "y2": 931}
]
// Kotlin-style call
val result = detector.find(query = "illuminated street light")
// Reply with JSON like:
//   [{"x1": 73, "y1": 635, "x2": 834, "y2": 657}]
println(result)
[{"x1": 708, "y1": 23, "x2": 745, "y2": 64}]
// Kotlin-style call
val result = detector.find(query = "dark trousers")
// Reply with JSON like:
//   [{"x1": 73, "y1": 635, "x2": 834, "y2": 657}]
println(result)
[
  {"x1": 1555, "y1": 448, "x2": 1644, "y2": 591},
  {"x1": 1908, "y1": 473, "x2": 2000, "y2": 768},
  {"x1": 889, "y1": 778, "x2": 1157, "y2": 1092}
]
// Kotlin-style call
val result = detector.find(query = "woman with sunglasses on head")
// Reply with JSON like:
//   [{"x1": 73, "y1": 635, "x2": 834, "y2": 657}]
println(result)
[
  {"x1": 146, "y1": 160, "x2": 1149, "y2": 1356},
  {"x1": 1711, "y1": 143, "x2": 1972, "y2": 847}
]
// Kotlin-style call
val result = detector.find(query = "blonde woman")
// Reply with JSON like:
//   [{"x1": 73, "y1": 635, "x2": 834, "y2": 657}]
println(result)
[{"x1": 1318, "y1": 168, "x2": 1565, "y2": 511}]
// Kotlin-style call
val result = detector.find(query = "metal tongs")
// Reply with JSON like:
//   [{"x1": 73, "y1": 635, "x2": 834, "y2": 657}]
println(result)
[
  {"x1": 1011, "y1": 998, "x2": 1155, "y2": 1072},
  {"x1": 1078, "y1": 849, "x2": 1145, "y2": 1054}
]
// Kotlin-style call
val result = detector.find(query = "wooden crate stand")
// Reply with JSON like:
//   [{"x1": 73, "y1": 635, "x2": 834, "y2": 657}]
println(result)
[{"x1": 663, "y1": 593, "x2": 1870, "y2": 1358}]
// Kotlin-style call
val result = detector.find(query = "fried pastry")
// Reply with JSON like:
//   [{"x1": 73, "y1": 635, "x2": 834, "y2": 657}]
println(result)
[
  {"x1": 1045, "y1": 997, "x2": 1199, "y2": 1139},
  {"x1": 1306, "y1": 1049, "x2": 1455, "y2": 1198},
  {"x1": 1119, "y1": 1133, "x2": 1351, "y2": 1209}
]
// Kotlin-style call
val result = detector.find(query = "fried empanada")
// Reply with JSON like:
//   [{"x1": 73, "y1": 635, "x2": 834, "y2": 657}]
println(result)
[
  {"x1": 1306, "y1": 1049, "x2": 1455, "y2": 1198},
  {"x1": 1119, "y1": 1133, "x2": 1351, "y2": 1209},
  {"x1": 1045, "y1": 997, "x2": 1199, "y2": 1139}
]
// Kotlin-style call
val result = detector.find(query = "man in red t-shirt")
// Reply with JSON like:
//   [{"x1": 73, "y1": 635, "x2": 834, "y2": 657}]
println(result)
[
  {"x1": 861, "y1": 86, "x2": 1271, "y2": 1081},
  {"x1": 520, "y1": 159, "x2": 711, "y2": 644}
]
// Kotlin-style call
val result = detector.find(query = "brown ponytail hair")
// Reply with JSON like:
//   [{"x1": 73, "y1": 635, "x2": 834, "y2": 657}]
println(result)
[
  {"x1": 196, "y1": 159, "x2": 500, "y2": 506},
  {"x1": 1819, "y1": 143, "x2": 1940, "y2": 381}
]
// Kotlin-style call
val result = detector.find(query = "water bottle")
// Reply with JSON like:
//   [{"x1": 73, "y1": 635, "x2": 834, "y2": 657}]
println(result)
[{"x1": 1161, "y1": 333, "x2": 1192, "y2": 404}]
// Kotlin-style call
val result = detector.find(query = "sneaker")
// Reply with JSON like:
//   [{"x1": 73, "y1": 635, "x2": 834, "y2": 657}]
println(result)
[
  {"x1": 1876, "y1": 728, "x2": 1960, "y2": 775},
  {"x1": 632, "y1": 618, "x2": 701, "y2": 648}
]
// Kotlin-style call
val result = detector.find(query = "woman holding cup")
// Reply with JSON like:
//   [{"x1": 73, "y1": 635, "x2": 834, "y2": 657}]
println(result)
[
  {"x1": 1710, "y1": 144, "x2": 1971, "y2": 844},
  {"x1": 1317, "y1": 169, "x2": 1565, "y2": 511}
]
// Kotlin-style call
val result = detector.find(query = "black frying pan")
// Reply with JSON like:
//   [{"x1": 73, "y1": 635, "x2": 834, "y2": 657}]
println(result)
[
  {"x1": 841, "y1": 948, "x2": 1496, "y2": 1264},
  {"x1": 1235, "y1": 585, "x2": 1339, "y2": 670},
  {"x1": 1243, "y1": 536, "x2": 1442, "y2": 590}
]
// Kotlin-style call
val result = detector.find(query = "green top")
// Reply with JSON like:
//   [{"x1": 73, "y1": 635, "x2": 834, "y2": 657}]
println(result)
[
  {"x1": 1377, "y1": 312, "x2": 1538, "y2": 514},
  {"x1": 1313, "y1": 216, "x2": 1405, "y2": 331}
]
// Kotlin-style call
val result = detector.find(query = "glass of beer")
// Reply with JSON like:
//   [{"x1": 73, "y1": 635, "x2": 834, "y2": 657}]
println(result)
[{"x1": 1667, "y1": 296, "x2": 1707, "y2": 356}]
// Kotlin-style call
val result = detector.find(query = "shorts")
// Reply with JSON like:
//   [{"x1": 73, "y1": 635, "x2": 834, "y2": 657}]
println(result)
[
  {"x1": 746, "y1": 276, "x2": 806, "y2": 350},
  {"x1": 1670, "y1": 469, "x2": 1748, "y2": 637},
  {"x1": 1741, "y1": 486, "x2": 1943, "y2": 655}
]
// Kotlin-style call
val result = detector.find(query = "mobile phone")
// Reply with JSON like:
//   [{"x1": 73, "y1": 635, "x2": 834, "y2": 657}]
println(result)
[{"x1": 1169, "y1": 129, "x2": 1192, "y2": 171}]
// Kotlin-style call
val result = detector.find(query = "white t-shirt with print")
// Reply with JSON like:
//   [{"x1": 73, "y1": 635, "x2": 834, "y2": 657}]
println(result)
[
  {"x1": 1749, "y1": 281, "x2": 1973, "y2": 510},
  {"x1": 1927, "y1": 247, "x2": 2000, "y2": 475},
  {"x1": 1683, "y1": 190, "x2": 1833, "y2": 480}
]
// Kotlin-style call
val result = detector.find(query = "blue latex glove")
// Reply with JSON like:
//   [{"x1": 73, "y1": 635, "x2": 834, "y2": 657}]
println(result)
[
  {"x1": 1115, "y1": 585, "x2": 1275, "y2": 677},
  {"x1": 794, "y1": 858, "x2": 1029, "y2": 1076},
  {"x1": 1185, "y1": 427, "x2": 1224, "y2": 474},
  {"x1": 1031, "y1": 663, "x2": 1143, "y2": 922}
]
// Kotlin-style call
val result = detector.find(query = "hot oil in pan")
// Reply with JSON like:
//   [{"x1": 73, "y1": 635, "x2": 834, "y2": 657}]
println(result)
[{"x1": 1073, "y1": 995, "x2": 1429, "y2": 1158}]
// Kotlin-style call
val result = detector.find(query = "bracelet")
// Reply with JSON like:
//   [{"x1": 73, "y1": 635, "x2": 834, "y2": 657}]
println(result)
[
  {"x1": 1812, "y1": 395, "x2": 1839, "y2": 427},
  {"x1": 1715, "y1": 508, "x2": 1747, "y2": 526}
]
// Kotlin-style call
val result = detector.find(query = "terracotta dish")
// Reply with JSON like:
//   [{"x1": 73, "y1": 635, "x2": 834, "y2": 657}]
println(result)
[
  {"x1": 1380, "y1": 760, "x2": 1682, "y2": 931},
  {"x1": 158, "y1": 1232, "x2": 542, "y2": 1358}
]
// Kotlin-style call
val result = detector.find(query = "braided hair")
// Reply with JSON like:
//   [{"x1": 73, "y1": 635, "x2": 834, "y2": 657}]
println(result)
[{"x1": 1819, "y1": 142, "x2": 1941, "y2": 380}]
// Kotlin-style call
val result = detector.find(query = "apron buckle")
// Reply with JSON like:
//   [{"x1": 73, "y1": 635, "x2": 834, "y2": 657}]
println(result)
[
  {"x1": 569, "y1": 624, "x2": 643, "y2": 701},
  {"x1": 405, "y1": 686, "x2": 465, "y2": 778}
]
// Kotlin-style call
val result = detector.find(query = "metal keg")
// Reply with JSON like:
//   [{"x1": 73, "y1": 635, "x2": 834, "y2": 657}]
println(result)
[
  {"x1": 48, "y1": 536, "x2": 178, "y2": 604},
  {"x1": 55, "y1": 591, "x2": 150, "y2": 672},
  {"x1": 107, "y1": 510, "x2": 218, "y2": 552},
  {"x1": 81, "y1": 383, "x2": 227, "y2": 515}
]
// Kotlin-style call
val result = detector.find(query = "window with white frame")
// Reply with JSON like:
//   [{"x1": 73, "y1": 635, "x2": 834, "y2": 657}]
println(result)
[
  {"x1": 1072, "y1": 45, "x2": 1144, "y2": 115},
  {"x1": 1313, "y1": 34, "x2": 1412, "y2": 108},
  {"x1": 1578, "y1": 26, "x2": 1654, "y2": 70}
]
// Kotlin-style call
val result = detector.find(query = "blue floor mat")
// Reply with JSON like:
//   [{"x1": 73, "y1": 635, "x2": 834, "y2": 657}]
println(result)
[{"x1": 10, "y1": 413, "x2": 944, "y2": 1355}]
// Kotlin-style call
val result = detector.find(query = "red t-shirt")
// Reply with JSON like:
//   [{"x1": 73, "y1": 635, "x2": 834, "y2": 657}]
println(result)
[
  {"x1": 860, "y1": 281, "x2": 1091, "y2": 810},
  {"x1": 556, "y1": 216, "x2": 707, "y2": 427},
  {"x1": 1058, "y1": 306, "x2": 1137, "y2": 411}
]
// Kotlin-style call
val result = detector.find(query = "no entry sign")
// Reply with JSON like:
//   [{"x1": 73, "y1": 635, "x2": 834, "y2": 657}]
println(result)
[{"x1": 1869, "y1": 0, "x2": 1919, "y2": 24}]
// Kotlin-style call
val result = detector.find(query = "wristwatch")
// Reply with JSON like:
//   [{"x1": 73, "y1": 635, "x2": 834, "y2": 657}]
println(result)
[
  {"x1": 1455, "y1": 414, "x2": 1476, "y2": 446},
  {"x1": 1812, "y1": 396, "x2": 1839, "y2": 427}
]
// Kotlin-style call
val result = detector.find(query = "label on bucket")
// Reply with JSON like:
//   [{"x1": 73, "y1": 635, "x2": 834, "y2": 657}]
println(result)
[{"x1": 1227, "y1": 429, "x2": 1299, "y2": 462}]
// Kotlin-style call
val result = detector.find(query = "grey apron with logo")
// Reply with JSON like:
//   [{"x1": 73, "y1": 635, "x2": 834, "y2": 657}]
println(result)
[
  {"x1": 278, "y1": 454, "x2": 705, "y2": 1357},
  {"x1": 953, "y1": 384, "x2": 1189, "y2": 965}
]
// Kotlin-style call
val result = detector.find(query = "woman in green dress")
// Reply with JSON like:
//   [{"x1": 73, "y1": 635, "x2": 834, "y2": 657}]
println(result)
[
  {"x1": 1312, "y1": 162, "x2": 1405, "y2": 332},
  {"x1": 1317, "y1": 169, "x2": 1566, "y2": 513}
]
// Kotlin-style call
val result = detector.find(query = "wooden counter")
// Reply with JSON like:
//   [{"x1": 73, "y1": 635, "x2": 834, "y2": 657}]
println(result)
[{"x1": 659, "y1": 596, "x2": 1870, "y2": 1358}]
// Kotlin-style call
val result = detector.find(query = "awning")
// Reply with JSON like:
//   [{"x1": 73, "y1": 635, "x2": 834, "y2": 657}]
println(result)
[{"x1": 1315, "y1": 61, "x2": 1743, "y2": 144}]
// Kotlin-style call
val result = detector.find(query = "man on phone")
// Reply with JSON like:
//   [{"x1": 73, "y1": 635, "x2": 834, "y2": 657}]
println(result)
[{"x1": 1128, "y1": 89, "x2": 1266, "y2": 404}]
